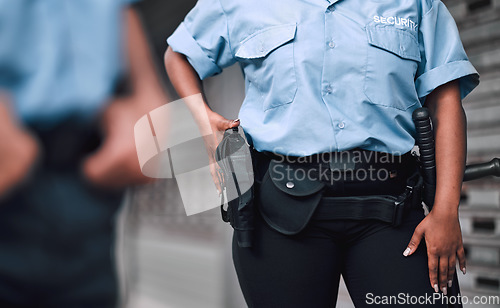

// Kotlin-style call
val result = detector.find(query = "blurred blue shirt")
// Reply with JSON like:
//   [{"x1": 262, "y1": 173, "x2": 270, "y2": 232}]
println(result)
[
  {"x1": 0, "y1": 0, "x2": 137, "y2": 124},
  {"x1": 168, "y1": 0, "x2": 479, "y2": 156}
]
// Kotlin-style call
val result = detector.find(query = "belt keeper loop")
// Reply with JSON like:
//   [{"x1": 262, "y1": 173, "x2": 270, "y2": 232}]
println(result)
[
  {"x1": 392, "y1": 200, "x2": 405, "y2": 227},
  {"x1": 392, "y1": 185, "x2": 413, "y2": 226}
]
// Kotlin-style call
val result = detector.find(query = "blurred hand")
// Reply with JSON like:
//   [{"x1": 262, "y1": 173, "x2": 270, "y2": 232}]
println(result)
[
  {"x1": 83, "y1": 96, "x2": 163, "y2": 189},
  {"x1": 0, "y1": 94, "x2": 39, "y2": 197}
]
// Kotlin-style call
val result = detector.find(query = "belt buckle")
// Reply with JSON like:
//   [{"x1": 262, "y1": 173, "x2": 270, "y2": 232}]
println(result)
[{"x1": 329, "y1": 151, "x2": 356, "y2": 171}]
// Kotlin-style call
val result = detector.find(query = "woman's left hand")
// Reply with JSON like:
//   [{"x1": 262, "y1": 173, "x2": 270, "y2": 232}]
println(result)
[{"x1": 403, "y1": 207, "x2": 466, "y2": 295}]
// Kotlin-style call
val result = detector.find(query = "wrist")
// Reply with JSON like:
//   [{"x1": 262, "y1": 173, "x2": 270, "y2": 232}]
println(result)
[{"x1": 430, "y1": 202, "x2": 459, "y2": 219}]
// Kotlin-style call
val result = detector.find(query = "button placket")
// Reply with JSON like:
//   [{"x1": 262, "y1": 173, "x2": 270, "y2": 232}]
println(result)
[{"x1": 321, "y1": 0, "x2": 341, "y2": 151}]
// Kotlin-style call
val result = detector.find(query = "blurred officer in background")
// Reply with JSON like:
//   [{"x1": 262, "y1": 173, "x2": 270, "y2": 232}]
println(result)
[{"x1": 0, "y1": 0, "x2": 168, "y2": 306}]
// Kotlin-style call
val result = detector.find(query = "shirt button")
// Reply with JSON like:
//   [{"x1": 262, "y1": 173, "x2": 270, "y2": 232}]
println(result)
[
  {"x1": 326, "y1": 6, "x2": 335, "y2": 13},
  {"x1": 338, "y1": 122, "x2": 345, "y2": 129},
  {"x1": 328, "y1": 41, "x2": 336, "y2": 49},
  {"x1": 286, "y1": 182, "x2": 295, "y2": 189},
  {"x1": 325, "y1": 85, "x2": 333, "y2": 94}
]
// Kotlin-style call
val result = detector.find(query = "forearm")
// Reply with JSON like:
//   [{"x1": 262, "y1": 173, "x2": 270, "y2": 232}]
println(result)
[
  {"x1": 164, "y1": 47, "x2": 214, "y2": 114},
  {"x1": 165, "y1": 46, "x2": 223, "y2": 131},
  {"x1": 80, "y1": 8, "x2": 169, "y2": 189},
  {"x1": 425, "y1": 80, "x2": 466, "y2": 216},
  {"x1": 405, "y1": 80, "x2": 467, "y2": 291},
  {"x1": 164, "y1": 47, "x2": 238, "y2": 193},
  {"x1": 125, "y1": 7, "x2": 167, "y2": 102},
  {"x1": 164, "y1": 47, "x2": 204, "y2": 97}
]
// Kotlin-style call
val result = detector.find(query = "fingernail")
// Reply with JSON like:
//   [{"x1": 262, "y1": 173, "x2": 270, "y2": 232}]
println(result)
[
  {"x1": 448, "y1": 280, "x2": 453, "y2": 288},
  {"x1": 442, "y1": 287, "x2": 447, "y2": 295},
  {"x1": 461, "y1": 267, "x2": 466, "y2": 275},
  {"x1": 233, "y1": 118, "x2": 240, "y2": 123},
  {"x1": 403, "y1": 248, "x2": 411, "y2": 257},
  {"x1": 433, "y1": 284, "x2": 439, "y2": 293}
]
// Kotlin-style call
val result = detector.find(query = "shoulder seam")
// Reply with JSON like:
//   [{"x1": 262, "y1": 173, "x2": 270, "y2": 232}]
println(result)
[{"x1": 422, "y1": 0, "x2": 441, "y2": 19}]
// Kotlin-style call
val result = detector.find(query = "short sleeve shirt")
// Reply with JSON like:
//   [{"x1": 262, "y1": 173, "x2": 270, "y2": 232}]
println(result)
[
  {"x1": 0, "y1": 0, "x2": 138, "y2": 124},
  {"x1": 167, "y1": 0, "x2": 479, "y2": 156}
]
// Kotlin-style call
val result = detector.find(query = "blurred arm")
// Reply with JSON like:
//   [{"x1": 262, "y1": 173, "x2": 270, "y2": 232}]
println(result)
[
  {"x1": 82, "y1": 6, "x2": 170, "y2": 188},
  {"x1": 125, "y1": 8, "x2": 168, "y2": 104}
]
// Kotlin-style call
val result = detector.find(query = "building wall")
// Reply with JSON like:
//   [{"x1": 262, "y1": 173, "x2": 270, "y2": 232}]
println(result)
[{"x1": 443, "y1": 0, "x2": 500, "y2": 305}]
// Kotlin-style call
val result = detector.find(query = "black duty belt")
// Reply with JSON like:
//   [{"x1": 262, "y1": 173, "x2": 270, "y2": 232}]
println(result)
[
  {"x1": 253, "y1": 148, "x2": 424, "y2": 234},
  {"x1": 26, "y1": 117, "x2": 101, "y2": 170},
  {"x1": 315, "y1": 172, "x2": 423, "y2": 226}
]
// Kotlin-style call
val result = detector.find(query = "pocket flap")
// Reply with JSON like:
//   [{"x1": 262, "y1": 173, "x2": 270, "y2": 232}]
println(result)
[
  {"x1": 236, "y1": 23, "x2": 297, "y2": 59},
  {"x1": 258, "y1": 160, "x2": 324, "y2": 235},
  {"x1": 268, "y1": 160, "x2": 325, "y2": 197},
  {"x1": 366, "y1": 25, "x2": 421, "y2": 62}
]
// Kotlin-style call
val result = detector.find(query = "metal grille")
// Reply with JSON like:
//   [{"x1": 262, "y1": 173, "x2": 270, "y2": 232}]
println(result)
[{"x1": 445, "y1": 0, "x2": 500, "y2": 303}]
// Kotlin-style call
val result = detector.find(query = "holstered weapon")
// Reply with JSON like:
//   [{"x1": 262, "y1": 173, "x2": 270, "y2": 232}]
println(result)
[
  {"x1": 215, "y1": 127, "x2": 255, "y2": 248},
  {"x1": 412, "y1": 108, "x2": 437, "y2": 210},
  {"x1": 413, "y1": 108, "x2": 500, "y2": 209}
]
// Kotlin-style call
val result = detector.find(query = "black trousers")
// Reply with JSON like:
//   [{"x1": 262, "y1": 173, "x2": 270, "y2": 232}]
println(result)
[
  {"x1": 232, "y1": 152, "x2": 449, "y2": 308},
  {"x1": 0, "y1": 119, "x2": 123, "y2": 307}
]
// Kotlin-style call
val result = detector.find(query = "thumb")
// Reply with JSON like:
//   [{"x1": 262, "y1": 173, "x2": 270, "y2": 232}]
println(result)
[
  {"x1": 404, "y1": 226, "x2": 424, "y2": 257},
  {"x1": 228, "y1": 118, "x2": 240, "y2": 128},
  {"x1": 219, "y1": 118, "x2": 240, "y2": 131}
]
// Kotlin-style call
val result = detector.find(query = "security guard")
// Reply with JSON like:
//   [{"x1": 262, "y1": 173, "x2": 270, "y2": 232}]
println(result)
[
  {"x1": 165, "y1": 0, "x2": 479, "y2": 306},
  {"x1": 0, "y1": 1, "x2": 167, "y2": 306}
]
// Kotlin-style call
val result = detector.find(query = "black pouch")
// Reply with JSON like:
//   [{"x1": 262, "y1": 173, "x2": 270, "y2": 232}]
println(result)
[
  {"x1": 215, "y1": 127, "x2": 255, "y2": 247},
  {"x1": 258, "y1": 160, "x2": 325, "y2": 235},
  {"x1": 258, "y1": 160, "x2": 424, "y2": 234}
]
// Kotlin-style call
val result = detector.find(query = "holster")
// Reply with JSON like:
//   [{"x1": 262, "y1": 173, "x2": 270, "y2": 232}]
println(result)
[
  {"x1": 257, "y1": 158, "x2": 424, "y2": 235},
  {"x1": 216, "y1": 127, "x2": 255, "y2": 248}
]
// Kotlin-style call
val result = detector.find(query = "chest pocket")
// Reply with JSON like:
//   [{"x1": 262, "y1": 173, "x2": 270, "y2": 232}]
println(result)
[
  {"x1": 236, "y1": 23, "x2": 298, "y2": 111},
  {"x1": 364, "y1": 25, "x2": 421, "y2": 111}
]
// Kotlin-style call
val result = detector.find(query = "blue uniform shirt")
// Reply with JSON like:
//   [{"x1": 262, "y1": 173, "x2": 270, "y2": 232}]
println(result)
[
  {"x1": 167, "y1": 0, "x2": 479, "y2": 156},
  {"x1": 0, "y1": 0, "x2": 137, "y2": 124}
]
